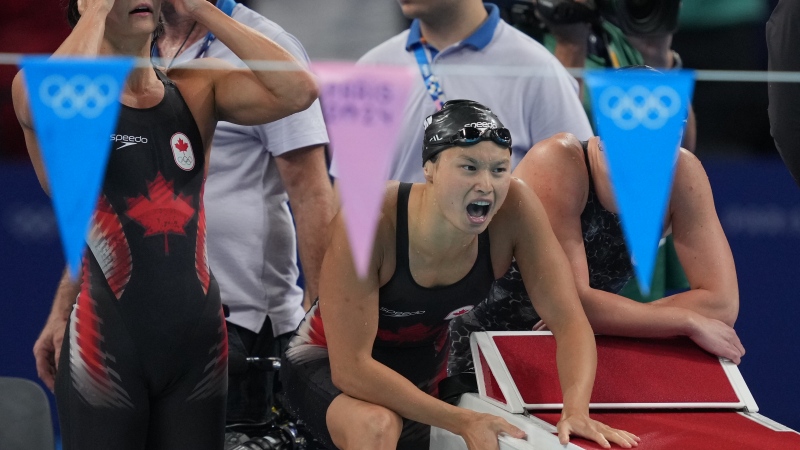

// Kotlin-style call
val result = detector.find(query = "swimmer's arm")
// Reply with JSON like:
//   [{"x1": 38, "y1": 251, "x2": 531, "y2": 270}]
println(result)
[
  {"x1": 525, "y1": 140, "x2": 743, "y2": 362},
  {"x1": 509, "y1": 181, "x2": 641, "y2": 448},
  {"x1": 508, "y1": 180, "x2": 596, "y2": 418},
  {"x1": 50, "y1": 268, "x2": 80, "y2": 320},
  {"x1": 521, "y1": 136, "x2": 712, "y2": 337},
  {"x1": 11, "y1": 76, "x2": 49, "y2": 193},
  {"x1": 172, "y1": 0, "x2": 318, "y2": 125},
  {"x1": 10, "y1": 0, "x2": 114, "y2": 194},
  {"x1": 51, "y1": 0, "x2": 112, "y2": 57},
  {"x1": 652, "y1": 150, "x2": 739, "y2": 325},
  {"x1": 34, "y1": 267, "x2": 80, "y2": 391},
  {"x1": 322, "y1": 213, "x2": 511, "y2": 439}
]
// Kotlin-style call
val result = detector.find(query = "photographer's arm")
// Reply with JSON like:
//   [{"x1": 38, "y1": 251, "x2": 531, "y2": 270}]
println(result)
[
  {"x1": 625, "y1": 35, "x2": 697, "y2": 152},
  {"x1": 547, "y1": 22, "x2": 591, "y2": 95},
  {"x1": 540, "y1": 1, "x2": 697, "y2": 152}
]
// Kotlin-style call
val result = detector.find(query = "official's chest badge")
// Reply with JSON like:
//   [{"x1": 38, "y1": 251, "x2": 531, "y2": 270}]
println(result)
[{"x1": 170, "y1": 132, "x2": 195, "y2": 171}]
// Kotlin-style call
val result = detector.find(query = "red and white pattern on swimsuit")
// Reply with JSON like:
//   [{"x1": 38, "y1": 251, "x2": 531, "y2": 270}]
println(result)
[
  {"x1": 187, "y1": 308, "x2": 229, "y2": 402},
  {"x1": 87, "y1": 195, "x2": 131, "y2": 300},
  {"x1": 70, "y1": 256, "x2": 134, "y2": 408},
  {"x1": 285, "y1": 303, "x2": 330, "y2": 364}
]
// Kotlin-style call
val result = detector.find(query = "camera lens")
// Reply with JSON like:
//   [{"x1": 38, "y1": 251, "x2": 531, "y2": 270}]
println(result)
[{"x1": 627, "y1": 0, "x2": 658, "y2": 22}]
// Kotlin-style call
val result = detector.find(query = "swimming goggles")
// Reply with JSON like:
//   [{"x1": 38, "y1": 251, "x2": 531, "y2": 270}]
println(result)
[{"x1": 428, "y1": 126, "x2": 512, "y2": 149}]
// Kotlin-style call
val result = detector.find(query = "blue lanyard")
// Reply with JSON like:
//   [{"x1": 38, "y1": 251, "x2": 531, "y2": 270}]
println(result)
[
  {"x1": 411, "y1": 42, "x2": 445, "y2": 110},
  {"x1": 194, "y1": 0, "x2": 237, "y2": 59}
]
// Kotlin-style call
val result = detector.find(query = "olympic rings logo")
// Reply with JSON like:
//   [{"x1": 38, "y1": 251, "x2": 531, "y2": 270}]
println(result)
[
  {"x1": 598, "y1": 85, "x2": 682, "y2": 130},
  {"x1": 38, "y1": 74, "x2": 118, "y2": 119},
  {"x1": 177, "y1": 153, "x2": 193, "y2": 165}
]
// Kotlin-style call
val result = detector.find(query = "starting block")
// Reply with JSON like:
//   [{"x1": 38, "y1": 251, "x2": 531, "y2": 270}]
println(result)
[{"x1": 431, "y1": 331, "x2": 800, "y2": 449}]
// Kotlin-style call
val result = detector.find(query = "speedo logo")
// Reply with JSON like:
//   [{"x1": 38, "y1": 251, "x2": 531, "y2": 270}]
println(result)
[
  {"x1": 379, "y1": 307, "x2": 426, "y2": 318},
  {"x1": 463, "y1": 122, "x2": 497, "y2": 129},
  {"x1": 111, "y1": 134, "x2": 148, "y2": 150}
]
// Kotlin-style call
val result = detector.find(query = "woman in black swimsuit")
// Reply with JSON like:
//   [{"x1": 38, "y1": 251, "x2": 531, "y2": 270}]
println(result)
[
  {"x1": 282, "y1": 101, "x2": 639, "y2": 450},
  {"x1": 13, "y1": 0, "x2": 317, "y2": 448},
  {"x1": 450, "y1": 133, "x2": 744, "y2": 377}
]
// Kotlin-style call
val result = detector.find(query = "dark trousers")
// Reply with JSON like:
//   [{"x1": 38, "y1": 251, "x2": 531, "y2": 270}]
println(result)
[{"x1": 226, "y1": 318, "x2": 292, "y2": 424}]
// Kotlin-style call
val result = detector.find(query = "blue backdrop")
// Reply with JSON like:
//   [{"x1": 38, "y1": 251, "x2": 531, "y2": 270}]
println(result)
[{"x1": 1, "y1": 156, "x2": 798, "y2": 437}]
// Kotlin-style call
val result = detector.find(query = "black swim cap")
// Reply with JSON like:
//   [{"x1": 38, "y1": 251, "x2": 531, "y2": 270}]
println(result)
[{"x1": 422, "y1": 100, "x2": 510, "y2": 165}]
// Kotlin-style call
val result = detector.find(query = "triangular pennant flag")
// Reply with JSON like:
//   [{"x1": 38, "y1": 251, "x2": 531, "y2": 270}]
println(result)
[
  {"x1": 312, "y1": 62, "x2": 414, "y2": 278},
  {"x1": 585, "y1": 68, "x2": 695, "y2": 295},
  {"x1": 20, "y1": 56, "x2": 135, "y2": 280}
]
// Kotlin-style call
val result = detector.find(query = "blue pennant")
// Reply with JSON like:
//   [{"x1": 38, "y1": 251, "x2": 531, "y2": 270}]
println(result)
[
  {"x1": 20, "y1": 56, "x2": 135, "y2": 280},
  {"x1": 585, "y1": 69, "x2": 695, "y2": 296}
]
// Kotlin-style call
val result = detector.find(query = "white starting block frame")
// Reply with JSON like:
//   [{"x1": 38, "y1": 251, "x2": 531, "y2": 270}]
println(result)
[
  {"x1": 472, "y1": 331, "x2": 757, "y2": 414},
  {"x1": 430, "y1": 331, "x2": 800, "y2": 450}
]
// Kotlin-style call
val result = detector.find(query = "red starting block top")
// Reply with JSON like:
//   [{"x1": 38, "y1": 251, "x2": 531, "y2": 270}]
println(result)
[
  {"x1": 464, "y1": 331, "x2": 800, "y2": 449},
  {"x1": 471, "y1": 332, "x2": 757, "y2": 412},
  {"x1": 532, "y1": 411, "x2": 800, "y2": 450}
]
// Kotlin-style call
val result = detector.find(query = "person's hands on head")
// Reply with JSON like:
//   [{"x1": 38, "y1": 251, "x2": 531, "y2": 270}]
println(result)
[
  {"x1": 76, "y1": 0, "x2": 115, "y2": 17},
  {"x1": 164, "y1": 0, "x2": 207, "y2": 16},
  {"x1": 687, "y1": 315, "x2": 746, "y2": 364},
  {"x1": 557, "y1": 411, "x2": 640, "y2": 448},
  {"x1": 33, "y1": 315, "x2": 68, "y2": 392},
  {"x1": 458, "y1": 411, "x2": 527, "y2": 450}
]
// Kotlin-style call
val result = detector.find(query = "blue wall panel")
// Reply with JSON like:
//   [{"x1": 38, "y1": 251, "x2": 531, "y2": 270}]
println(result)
[{"x1": 1, "y1": 157, "x2": 798, "y2": 435}]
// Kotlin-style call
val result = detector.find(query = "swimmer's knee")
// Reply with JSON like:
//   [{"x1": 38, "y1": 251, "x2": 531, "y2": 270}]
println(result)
[{"x1": 327, "y1": 398, "x2": 402, "y2": 450}]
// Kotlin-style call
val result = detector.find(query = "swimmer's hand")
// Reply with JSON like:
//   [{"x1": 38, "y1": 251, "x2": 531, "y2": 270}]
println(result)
[
  {"x1": 687, "y1": 315, "x2": 746, "y2": 364},
  {"x1": 76, "y1": 0, "x2": 115, "y2": 16},
  {"x1": 33, "y1": 314, "x2": 68, "y2": 392},
  {"x1": 165, "y1": 0, "x2": 209, "y2": 15},
  {"x1": 558, "y1": 412, "x2": 640, "y2": 448},
  {"x1": 457, "y1": 411, "x2": 526, "y2": 450}
]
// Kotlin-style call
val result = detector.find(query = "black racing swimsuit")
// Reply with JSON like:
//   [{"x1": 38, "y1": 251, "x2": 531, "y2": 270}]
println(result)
[
  {"x1": 283, "y1": 182, "x2": 495, "y2": 449},
  {"x1": 374, "y1": 182, "x2": 496, "y2": 393},
  {"x1": 448, "y1": 141, "x2": 634, "y2": 376},
  {"x1": 55, "y1": 69, "x2": 228, "y2": 450},
  {"x1": 577, "y1": 140, "x2": 634, "y2": 292}
]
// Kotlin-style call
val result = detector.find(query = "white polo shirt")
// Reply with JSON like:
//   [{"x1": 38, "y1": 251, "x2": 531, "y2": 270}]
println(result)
[
  {"x1": 173, "y1": 4, "x2": 329, "y2": 336},
  {"x1": 335, "y1": 3, "x2": 592, "y2": 182}
]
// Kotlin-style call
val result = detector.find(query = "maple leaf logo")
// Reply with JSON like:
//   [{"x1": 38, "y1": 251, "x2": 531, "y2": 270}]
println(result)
[
  {"x1": 126, "y1": 173, "x2": 195, "y2": 255},
  {"x1": 176, "y1": 138, "x2": 189, "y2": 152},
  {"x1": 444, "y1": 305, "x2": 474, "y2": 320}
]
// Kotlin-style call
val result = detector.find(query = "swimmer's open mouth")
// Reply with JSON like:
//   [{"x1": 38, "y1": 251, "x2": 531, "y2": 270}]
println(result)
[
  {"x1": 467, "y1": 201, "x2": 491, "y2": 219},
  {"x1": 130, "y1": 5, "x2": 153, "y2": 14}
]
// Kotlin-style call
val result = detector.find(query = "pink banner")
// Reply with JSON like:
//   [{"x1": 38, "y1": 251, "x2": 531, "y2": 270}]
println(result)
[{"x1": 312, "y1": 62, "x2": 414, "y2": 278}]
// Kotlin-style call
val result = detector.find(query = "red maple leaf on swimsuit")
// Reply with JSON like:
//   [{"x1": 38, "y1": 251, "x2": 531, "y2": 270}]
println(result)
[
  {"x1": 175, "y1": 138, "x2": 189, "y2": 152},
  {"x1": 126, "y1": 173, "x2": 195, "y2": 254}
]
